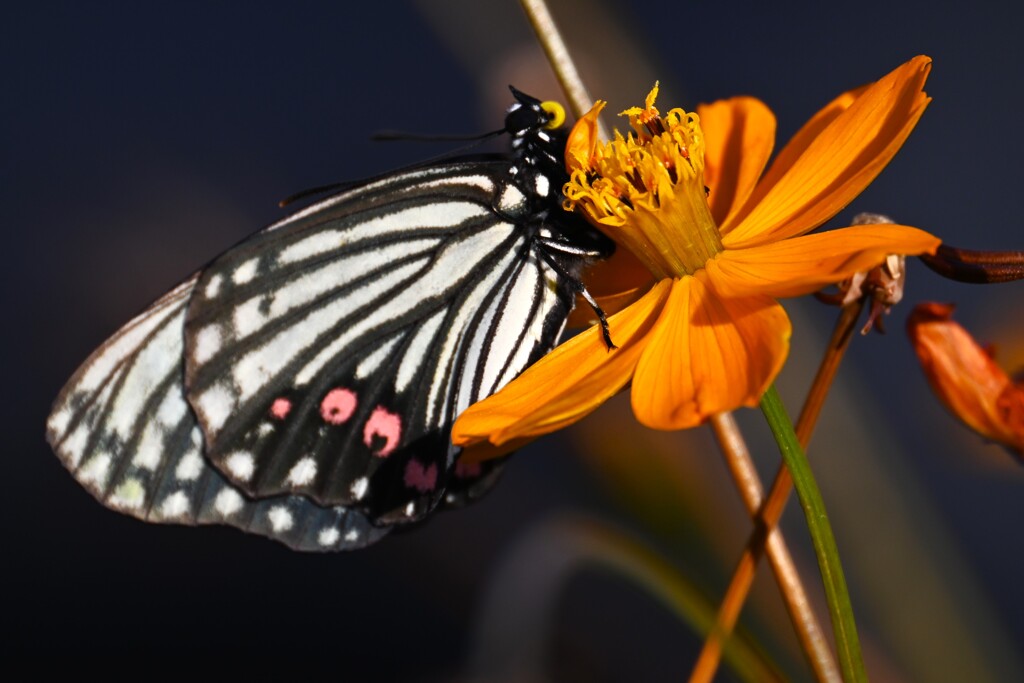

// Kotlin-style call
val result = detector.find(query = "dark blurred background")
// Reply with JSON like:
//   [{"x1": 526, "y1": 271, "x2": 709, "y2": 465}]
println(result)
[{"x1": 4, "y1": 1, "x2": 1022, "y2": 680}]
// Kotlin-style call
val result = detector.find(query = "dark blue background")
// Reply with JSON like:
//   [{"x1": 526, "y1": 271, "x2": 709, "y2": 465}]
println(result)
[{"x1": 5, "y1": 2, "x2": 1022, "y2": 679}]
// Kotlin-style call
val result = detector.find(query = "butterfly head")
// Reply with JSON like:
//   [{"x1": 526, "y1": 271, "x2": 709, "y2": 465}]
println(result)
[
  {"x1": 505, "y1": 87, "x2": 573, "y2": 187},
  {"x1": 505, "y1": 87, "x2": 566, "y2": 138}
]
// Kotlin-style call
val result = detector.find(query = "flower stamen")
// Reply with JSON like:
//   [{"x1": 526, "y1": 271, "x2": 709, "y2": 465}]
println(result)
[{"x1": 564, "y1": 86, "x2": 723, "y2": 280}]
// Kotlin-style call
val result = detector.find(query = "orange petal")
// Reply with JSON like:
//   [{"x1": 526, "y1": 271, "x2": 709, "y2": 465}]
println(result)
[
  {"x1": 707, "y1": 225, "x2": 940, "y2": 299},
  {"x1": 907, "y1": 303, "x2": 1024, "y2": 456},
  {"x1": 631, "y1": 275, "x2": 791, "y2": 429},
  {"x1": 566, "y1": 100, "x2": 606, "y2": 172},
  {"x1": 722, "y1": 56, "x2": 932, "y2": 248},
  {"x1": 719, "y1": 86, "x2": 865, "y2": 236},
  {"x1": 698, "y1": 97, "x2": 776, "y2": 226},
  {"x1": 451, "y1": 279, "x2": 672, "y2": 447}
]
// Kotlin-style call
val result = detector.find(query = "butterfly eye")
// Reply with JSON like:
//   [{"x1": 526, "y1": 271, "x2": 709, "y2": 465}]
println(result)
[{"x1": 540, "y1": 101, "x2": 565, "y2": 130}]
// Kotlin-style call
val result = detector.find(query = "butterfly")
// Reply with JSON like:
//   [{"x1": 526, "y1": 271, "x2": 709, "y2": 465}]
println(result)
[{"x1": 45, "y1": 88, "x2": 614, "y2": 551}]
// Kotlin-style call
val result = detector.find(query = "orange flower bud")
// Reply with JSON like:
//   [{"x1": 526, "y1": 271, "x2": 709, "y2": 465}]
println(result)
[{"x1": 906, "y1": 302, "x2": 1024, "y2": 458}]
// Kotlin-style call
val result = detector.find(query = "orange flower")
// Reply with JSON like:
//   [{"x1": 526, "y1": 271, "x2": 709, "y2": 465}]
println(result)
[
  {"x1": 907, "y1": 302, "x2": 1024, "y2": 457},
  {"x1": 454, "y1": 56, "x2": 940, "y2": 451}
]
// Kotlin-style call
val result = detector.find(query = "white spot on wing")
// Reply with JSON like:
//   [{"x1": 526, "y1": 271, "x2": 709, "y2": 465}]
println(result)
[
  {"x1": 534, "y1": 173, "x2": 550, "y2": 197},
  {"x1": 214, "y1": 488, "x2": 243, "y2": 516},
  {"x1": 225, "y1": 451, "x2": 255, "y2": 481},
  {"x1": 160, "y1": 490, "x2": 190, "y2": 518},
  {"x1": 318, "y1": 527, "x2": 340, "y2": 546},
  {"x1": 350, "y1": 477, "x2": 368, "y2": 500},
  {"x1": 109, "y1": 478, "x2": 145, "y2": 510},
  {"x1": 498, "y1": 185, "x2": 526, "y2": 213},
  {"x1": 286, "y1": 457, "x2": 318, "y2": 487},
  {"x1": 204, "y1": 273, "x2": 223, "y2": 298},
  {"x1": 47, "y1": 407, "x2": 71, "y2": 437},
  {"x1": 232, "y1": 297, "x2": 267, "y2": 339},
  {"x1": 233, "y1": 258, "x2": 258, "y2": 285},
  {"x1": 79, "y1": 452, "x2": 112, "y2": 487},
  {"x1": 131, "y1": 422, "x2": 165, "y2": 471},
  {"x1": 156, "y1": 389, "x2": 187, "y2": 428},
  {"x1": 196, "y1": 383, "x2": 235, "y2": 431},
  {"x1": 344, "y1": 529, "x2": 359, "y2": 542},
  {"x1": 267, "y1": 506, "x2": 294, "y2": 532},
  {"x1": 194, "y1": 325, "x2": 222, "y2": 363},
  {"x1": 175, "y1": 451, "x2": 203, "y2": 481}
]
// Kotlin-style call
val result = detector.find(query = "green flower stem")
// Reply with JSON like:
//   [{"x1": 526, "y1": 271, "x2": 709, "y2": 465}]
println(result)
[{"x1": 760, "y1": 384, "x2": 867, "y2": 683}]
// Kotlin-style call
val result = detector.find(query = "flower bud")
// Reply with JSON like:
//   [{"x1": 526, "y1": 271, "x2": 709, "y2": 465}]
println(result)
[{"x1": 907, "y1": 302, "x2": 1024, "y2": 459}]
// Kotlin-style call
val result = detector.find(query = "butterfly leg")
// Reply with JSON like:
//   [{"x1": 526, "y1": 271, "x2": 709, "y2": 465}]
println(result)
[
  {"x1": 534, "y1": 240, "x2": 616, "y2": 350},
  {"x1": 574, "y1": 281, "x2": 617, "y2": 350}
]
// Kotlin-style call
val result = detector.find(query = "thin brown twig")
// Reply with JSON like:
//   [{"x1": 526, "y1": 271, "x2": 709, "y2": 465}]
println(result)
[
  {"x1": 702, "y1": 412, "x2": 841, "y2": 683},
  {"x1": 518, "y1": 0, "x2": 609, "y2": 138},
  {"x1": 691, "y1": 301, "x2": 867, "y2": 682}
]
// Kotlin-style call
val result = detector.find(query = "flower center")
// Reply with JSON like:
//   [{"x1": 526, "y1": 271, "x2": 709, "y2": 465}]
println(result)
[{"x1": 564, "y1": 85, "x2": 723, "y2": 280}]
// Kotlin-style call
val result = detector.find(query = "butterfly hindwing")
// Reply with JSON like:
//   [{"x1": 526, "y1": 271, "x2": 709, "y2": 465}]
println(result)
[
  {"x1": 182, "y1": 162, "x2": 574, "y2": 523},
  {"x1": 46, "y1": 276, "x2": 388, "y2": 551}
]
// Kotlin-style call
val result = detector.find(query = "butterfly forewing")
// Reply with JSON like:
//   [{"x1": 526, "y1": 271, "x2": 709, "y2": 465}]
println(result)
[
  {"x1": 47, "y1": 90, "x2": 614, "y2": 549},
  {"x1": 46, "y1": 276, "x2": 388, "y2": 551},
  {"x1": 182, "y1": 161, "x2": 575, "y2": 522}
]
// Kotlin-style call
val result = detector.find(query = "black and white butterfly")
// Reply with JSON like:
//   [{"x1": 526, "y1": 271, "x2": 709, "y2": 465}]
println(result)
[{"x1": 46, "y1": 88, "x2": 612, "y2": 551}]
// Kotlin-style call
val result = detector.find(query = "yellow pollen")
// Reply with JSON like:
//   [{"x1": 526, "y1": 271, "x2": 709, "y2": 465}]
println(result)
[{"x1": 564, "y1": 86, "x2": 723, "y2": 279}]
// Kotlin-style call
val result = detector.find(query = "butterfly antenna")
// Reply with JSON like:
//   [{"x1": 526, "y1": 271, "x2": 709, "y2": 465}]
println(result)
[
  {"x1": 370, "y1": 128, "x2": 505, "y2": 142},
  {"x1": 371, "y1": 128, "x2": 507, "y2": 161},
  {"x1": 279, "y1": 182, "x2": 351, "y2": 207},
  {"x1": 279, "y1": 129, "x2": 506, "y2": 207}
]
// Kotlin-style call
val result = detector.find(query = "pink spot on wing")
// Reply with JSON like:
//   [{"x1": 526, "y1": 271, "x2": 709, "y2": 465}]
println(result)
[
  {"x1": 269, "y1": 397, "x2": 292, "y2": 420},
  {"x1": 364, "y1": 406, "x2": 401, "y2": 457},
  {"x1": 454, "y1": 460, "x2": 482, "y2": 479},
  {"x1": 404, "y1": 460, "x2": 438, "y2": 492},
  {"x1": 320, "y1": 388, "x2": 357, "y2": 425}
]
